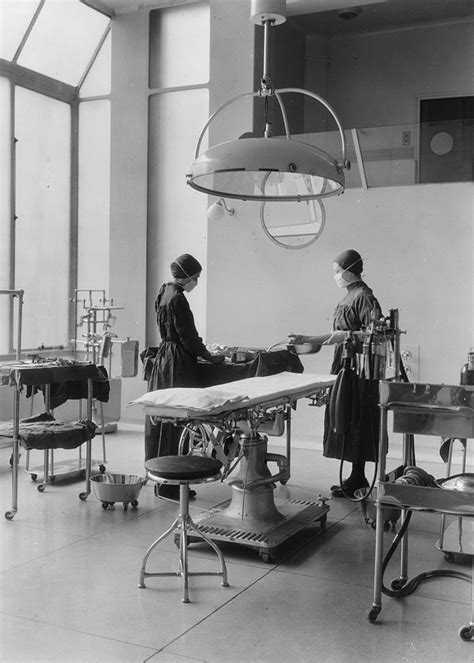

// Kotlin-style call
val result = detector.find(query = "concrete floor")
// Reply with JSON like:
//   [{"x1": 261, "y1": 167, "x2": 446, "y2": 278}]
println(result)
[{"x1": 0, "y1": 424, "x2": 472, "y2": 663}]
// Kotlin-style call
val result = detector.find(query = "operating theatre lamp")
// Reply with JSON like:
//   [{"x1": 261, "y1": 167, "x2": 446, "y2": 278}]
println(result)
[{"x1": 186, "y1": 0, "x2": 350, "y2": 202}]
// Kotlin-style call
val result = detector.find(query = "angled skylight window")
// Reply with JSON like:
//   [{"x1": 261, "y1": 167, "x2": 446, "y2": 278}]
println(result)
[
  {"x1": 0, "y1": 0, "x2": 41, "y2": 61},
  {"x1": 16, "y1": 0, "x2": 110, "y2": 86}
]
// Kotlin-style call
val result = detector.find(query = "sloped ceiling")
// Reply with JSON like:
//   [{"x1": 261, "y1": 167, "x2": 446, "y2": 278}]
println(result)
[{"x1": 81, "y1": 0, "x2": 474, "y2": 36}]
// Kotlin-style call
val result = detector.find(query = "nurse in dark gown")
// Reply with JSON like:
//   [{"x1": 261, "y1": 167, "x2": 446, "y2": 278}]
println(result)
[
  {"x1": 144, "y1": 253, "x2": 224, "y2": 499},
  {"x1": 290, "y1": 249, "x2": 382, "y2": 498}
]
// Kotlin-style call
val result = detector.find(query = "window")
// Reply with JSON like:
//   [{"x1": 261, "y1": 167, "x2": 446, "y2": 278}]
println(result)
[{"x1": 0, "y1": 0, "x2": 111, "y2": 355}]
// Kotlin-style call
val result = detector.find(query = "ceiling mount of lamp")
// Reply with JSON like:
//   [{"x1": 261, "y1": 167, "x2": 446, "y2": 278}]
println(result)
[{"x1": 186, "y1": 0, "x2": 350, "y2": 203}]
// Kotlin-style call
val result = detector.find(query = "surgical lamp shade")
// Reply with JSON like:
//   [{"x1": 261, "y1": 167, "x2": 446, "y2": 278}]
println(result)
[
  {"x1": 188, "y1": 137, "x2": 344, "y2": 202},
  {"x1": 186, "y1": 1, "x2": 349, "y2": 203}
]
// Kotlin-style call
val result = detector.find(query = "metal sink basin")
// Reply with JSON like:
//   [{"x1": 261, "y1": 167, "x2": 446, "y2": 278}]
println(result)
[{"x1": 379, "y1": 381, "x2": 474, "y2": 438}]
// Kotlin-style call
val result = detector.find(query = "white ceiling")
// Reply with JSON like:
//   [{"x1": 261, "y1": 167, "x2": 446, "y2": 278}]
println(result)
[{"x1": 81, "y1": 0, "x2": 474, "y2": 35}]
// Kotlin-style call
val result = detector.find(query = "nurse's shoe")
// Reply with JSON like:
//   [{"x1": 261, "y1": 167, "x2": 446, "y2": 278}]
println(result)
[{"x1": 330, "y1": 477, "x2": 369, "y2": 499}]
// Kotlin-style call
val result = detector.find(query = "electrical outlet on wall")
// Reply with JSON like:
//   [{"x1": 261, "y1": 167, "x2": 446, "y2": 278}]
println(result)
[
  {"x1": 400, "y1": 344, "x2": 420, "y2": 382},
  {"x1": 402, "y1": 130, "x2": 411, "y2": 146}
]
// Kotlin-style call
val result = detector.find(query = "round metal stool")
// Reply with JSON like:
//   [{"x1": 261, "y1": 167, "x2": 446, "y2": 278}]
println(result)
[{"x1": 138, "y1": 455, "x2": 229, "y2": 603}]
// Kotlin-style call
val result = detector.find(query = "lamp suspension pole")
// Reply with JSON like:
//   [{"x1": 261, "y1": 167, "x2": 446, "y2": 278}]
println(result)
[{"x1": 261, "y1": 19, "x2": 273, "y2": 95}]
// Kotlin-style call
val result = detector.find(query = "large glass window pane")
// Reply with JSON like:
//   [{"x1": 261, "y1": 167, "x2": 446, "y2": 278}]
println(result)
[
  {"x1": 0, "y1": 0, "x2": 41, "y2": 61},
  {"x1": 15, "y1": 86, "x2": 70, "y2": 349},
  {"x1": 0, "y1": 77, "x2": 12, "y2": 353},
  {"x1": 77, "y1": 99, "x2": 111, "y2": 292},
  {"x1": 79, "y1": 30, "x2": 111, "y2": 97},
  {"x1": 149, "y1": 2, "x2": 210, "y2": 89},
  {"x1": 17, "y1": 0, "x2": 110, "y2": 86}
]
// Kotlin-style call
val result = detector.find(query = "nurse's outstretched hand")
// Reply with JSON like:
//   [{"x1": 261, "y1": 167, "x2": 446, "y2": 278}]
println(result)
[{"x1": 288, "y1": 333, "x2": 307, "y2": 345}]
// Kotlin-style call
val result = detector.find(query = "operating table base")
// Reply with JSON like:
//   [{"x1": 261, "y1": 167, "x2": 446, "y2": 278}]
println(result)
[{"x1": 187, "y1": 494, "x2": 329, "y2": 562}]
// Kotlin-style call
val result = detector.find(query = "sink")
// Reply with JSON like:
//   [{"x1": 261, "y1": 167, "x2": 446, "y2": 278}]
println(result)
[{"x1": 379, "y1": 381, "x2": 474, "y2": 438}]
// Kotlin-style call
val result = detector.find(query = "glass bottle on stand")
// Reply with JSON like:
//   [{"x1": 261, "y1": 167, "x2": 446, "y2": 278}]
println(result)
[{"x1": 460, "y1": 348, "x2": 474, "y2": 385}]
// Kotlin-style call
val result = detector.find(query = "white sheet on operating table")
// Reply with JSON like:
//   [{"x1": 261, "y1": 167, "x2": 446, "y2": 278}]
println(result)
[{"x1": 130, "y1": 372, "x2": 335, "y2": 419}]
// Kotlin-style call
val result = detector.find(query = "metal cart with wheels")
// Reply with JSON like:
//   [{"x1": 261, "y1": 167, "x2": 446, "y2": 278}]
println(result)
[
  {"x1": 367, "y1": 380, "x2": 474, "y2": 642},
  {"x1": 3, "y1": 361, "x2": 108, "y2": 519},
  {"x1": 23, "y1": 382, "x2": 108, "y2": 492}
]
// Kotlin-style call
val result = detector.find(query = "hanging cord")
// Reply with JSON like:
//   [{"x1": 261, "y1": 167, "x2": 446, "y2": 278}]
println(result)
[
  {"x1": 340, "y1": 331, "x2": 416, "y2": 503},
  {"x1": 381, "y1": 508, "x2": 471, "y2": 597},
  {"x1": 337, "y1": 329, "x2": 378, "y2": 502}
]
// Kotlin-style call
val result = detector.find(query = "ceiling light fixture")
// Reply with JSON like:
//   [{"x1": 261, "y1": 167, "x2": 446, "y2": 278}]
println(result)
[
  {"x1": 207, "y1": 198, "x2": 235, "y2": 222},
  {"x1": 186, "y1": 0, "x2": 350, "y2": 203}
]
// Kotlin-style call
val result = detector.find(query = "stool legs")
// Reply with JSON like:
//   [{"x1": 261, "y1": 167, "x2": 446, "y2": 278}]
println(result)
[{"x1": 138, "y1": 483, "x2": 229, "y2": 603}]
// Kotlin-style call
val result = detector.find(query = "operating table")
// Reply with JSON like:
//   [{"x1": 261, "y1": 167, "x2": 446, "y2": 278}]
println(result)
[{"x1": 131, "y1": 371, "x2": 335, "y2": 561}]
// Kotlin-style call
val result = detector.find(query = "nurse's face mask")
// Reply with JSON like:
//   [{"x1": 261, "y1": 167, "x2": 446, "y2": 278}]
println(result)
[
  {"x1": 334, "y1": 271, "x2": 351, "y2": 288},
  {"x1": 176, "y1": 260, "x2": 201, "y2": 293},
  {"x1": 333, "y1": 259, "x2": 360, "y2": 289},
  {"x1": 183, "y1": 275, "x2": 199, "y2": 293}
]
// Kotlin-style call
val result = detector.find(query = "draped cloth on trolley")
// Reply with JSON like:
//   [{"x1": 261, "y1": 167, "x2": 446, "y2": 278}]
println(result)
[{"x1": 0, "y1": 412, "x2": 97, "y2": 450}]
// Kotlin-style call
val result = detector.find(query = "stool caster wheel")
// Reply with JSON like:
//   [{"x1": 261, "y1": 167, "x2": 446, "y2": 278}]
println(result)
[
  {"x1": 131, "y1": 500, "x2": 139, "y2": 509},
  {"x1": 5, "y1": 510, "x2": 15, "y2": 520},
  {"x1": 37, "y1": 483, "x2": 46, "y2": 493},
  {"x1": 99, "y1": 465, "x2": 106, "y2": 473},
  {"x1": 30, "y1": 474, "x2": 37, "y2": 482},
  {"x1": 79, "y1": 491, "x2": 89, "y2": 501}
]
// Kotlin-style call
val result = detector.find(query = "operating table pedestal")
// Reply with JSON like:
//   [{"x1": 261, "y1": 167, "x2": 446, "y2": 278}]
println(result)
[{"x1": 188, "y1": 432, "x2": 329, "y2": 562}]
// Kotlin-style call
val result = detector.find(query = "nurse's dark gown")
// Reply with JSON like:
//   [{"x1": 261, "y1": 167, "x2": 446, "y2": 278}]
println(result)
[
  {"x1": 323, "y1": 280, "x2": 382, "y2": 463},
  {"x1": 144, "y1": 283, "x2": 211, "y2": 461}
]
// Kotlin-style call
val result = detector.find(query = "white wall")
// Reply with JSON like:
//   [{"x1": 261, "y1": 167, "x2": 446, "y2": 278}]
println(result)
[
  {"x1": 326, "y1": 22, "x2": 474, "y2": 129},
  {"x1": 206, "y1": 183, "x2": 473, "y2": 443}
]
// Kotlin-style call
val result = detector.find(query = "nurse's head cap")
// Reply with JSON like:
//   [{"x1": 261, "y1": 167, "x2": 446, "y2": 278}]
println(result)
[
  {"x1": 171, "y1": 253, "x2": 202, "y2": 279},
  {"x1": 334, "y1": 249, "x2": 363, "y2": 275}
]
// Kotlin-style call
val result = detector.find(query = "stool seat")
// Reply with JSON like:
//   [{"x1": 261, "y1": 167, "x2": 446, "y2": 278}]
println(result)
[
  {"x1": 139, "y1": 453, "x2": 229, "y2": 602},
  {"x1": 145, "y1": 455, "x2": 222, "y2": 481}
]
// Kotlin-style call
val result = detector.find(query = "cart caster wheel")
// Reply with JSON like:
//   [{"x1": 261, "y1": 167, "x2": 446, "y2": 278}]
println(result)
[
  {"x1": 123, "y1": 503, "x2": 128, "y2": 512},
  {"x1": 367, "y1": 606, "x2": 381, "y2": 623},
  {"x1": 30, "y1": 474, "x2": 37, "y2": 482},
  {"x1": 9, "y1": 454, "x2": 13, "y2": 467},
  {"x1": 444, "y1": 552, "x2": 455, "y2": 563},
  {"x1": 5, "y1": 511, "x2": 14, "y2": 520},
  {"x1": 101, "y1": 502, "x2": 109, "y2": 510},
  {"x1": 49, "y1": 476, "x2": 56, "y2": 485},
  {"x1": 37, "y1": 484, "x2": 46, "y2": 493},
  {"x1": 79, "y1": 492, "x2": 89, "y2": 501},
  {"x1": 370, "y1": 520, "x2": 376, "y2": 530},
  {"x1": 459, "y1": 626, "x2": 474, "y2": 641},
  {"x1": 99, "y1": 465, "x2": 106, "y2": 473},
  {"x1": 390, "y1": 578, "x2": 407, "y2": 591},
  {"x1": 131, "y1": 500, "x2": 139, "y2": 509}
]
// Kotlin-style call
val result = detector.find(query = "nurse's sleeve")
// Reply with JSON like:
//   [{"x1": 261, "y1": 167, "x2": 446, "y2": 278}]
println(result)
[
  {"x1": 171, "y1": 294, "x2": 212, "y2": 358},
  {"x1": 356, "y1": 292, "x2": 382, "y2": 328}
]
